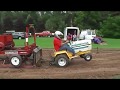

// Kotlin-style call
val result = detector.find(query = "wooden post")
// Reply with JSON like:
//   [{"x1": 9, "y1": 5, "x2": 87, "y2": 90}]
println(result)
[{"x1": 97, "y1": 47, "x2": 99, "y2": 53}]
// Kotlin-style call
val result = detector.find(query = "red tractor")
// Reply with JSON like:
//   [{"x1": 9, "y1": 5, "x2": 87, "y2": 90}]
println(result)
[{"x1": 0, "y1": 24, "x2": 42, "y2": 68}]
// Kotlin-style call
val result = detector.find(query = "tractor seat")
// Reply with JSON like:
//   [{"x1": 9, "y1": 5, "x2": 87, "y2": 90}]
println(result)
[{"x1": 54, "y1": 49, "x2": 67, "y2": 52}]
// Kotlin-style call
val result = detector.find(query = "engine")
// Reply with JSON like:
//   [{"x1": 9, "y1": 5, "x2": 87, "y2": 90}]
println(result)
[{"x1": 68, "y1": 40, "x2": 92, "y2": 53}]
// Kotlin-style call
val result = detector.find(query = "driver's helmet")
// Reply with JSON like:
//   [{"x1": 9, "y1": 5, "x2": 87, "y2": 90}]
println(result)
[{"x1": 54, "y1": 31, "x2": 63, "y2": 39}]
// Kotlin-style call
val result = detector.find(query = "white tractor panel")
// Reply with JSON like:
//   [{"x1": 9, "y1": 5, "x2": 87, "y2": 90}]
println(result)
[{"x1": 68, "y1": 40, "x2": 92, "y2": 53}]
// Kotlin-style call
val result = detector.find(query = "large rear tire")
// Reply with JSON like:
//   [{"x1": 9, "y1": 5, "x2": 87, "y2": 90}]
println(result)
[
  {"x1": 55, "y1": 54, "x2": 69, "y2": 67},
  {"x1": 9, "y1": 55, "x2": 22, "y2": 68}
]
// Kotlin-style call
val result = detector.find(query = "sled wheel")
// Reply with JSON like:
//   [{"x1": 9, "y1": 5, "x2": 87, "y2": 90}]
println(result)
[
  {"x1": 9, "y1": 55, "x2": 22, "y2": 68},
  {"x1": 55, "y1": 54, "x2": 69, "y2": 67},
  {"x1": 84, "y1": 54, "x2": 92, "y2": 61}
]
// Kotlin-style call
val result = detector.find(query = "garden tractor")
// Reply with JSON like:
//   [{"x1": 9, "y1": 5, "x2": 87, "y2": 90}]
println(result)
[
  {"x1": 49, "y1": 40, "x2": 92, "y2": 67},
  {"x1": 49, "y1": 27, "x2": 92, "y2": 67},
  {"x1": 0, "y1": 24, "x2": 42, "y2": 68}
]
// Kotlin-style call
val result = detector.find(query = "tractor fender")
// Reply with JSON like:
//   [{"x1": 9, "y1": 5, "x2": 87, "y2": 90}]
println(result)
[{"x1": 53, "y1": 50, "x2": 73, "y2": 60}]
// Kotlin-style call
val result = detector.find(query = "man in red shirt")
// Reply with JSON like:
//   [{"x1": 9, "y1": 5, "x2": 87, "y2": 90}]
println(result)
[
  {"x1": 54, "y1": 36, "x2": 62, "y2": 51},
  {"x1": 53, "y1": 31, "x2": 75, "y2": 56}
]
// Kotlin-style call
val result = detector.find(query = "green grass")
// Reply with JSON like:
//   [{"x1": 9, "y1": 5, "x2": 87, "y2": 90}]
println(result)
[
  {"x1": 111, "y1": 75, "x2": 120, "y2": 79},
  {"x1": 93, "y1": 38, "x2": 120, "y2": 48},
  {"x1": 14, "y1": 37, "x2": 54, "y2": 48},
  {"x1": 36, "y1": 37, "x2": 54, "y2": 48},
  {"x1": 13, "y1": 37, "x2": 120, "y2": 49}
]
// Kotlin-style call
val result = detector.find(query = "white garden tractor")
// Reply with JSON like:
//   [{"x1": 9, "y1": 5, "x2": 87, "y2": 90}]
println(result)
[{"x1": 49, "y1": 27, "x2": 92, "y2": 67}]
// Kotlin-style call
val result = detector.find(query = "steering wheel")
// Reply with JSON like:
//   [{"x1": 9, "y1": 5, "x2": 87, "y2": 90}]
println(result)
[{"x1": 67, "y1": 40, "x2": 72, "y2": 46}]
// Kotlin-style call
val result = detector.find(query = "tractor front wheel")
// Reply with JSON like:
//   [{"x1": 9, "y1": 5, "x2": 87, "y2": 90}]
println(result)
[
  {"x1": 83, "y1": 54, "x2": 92, "y2": 61},
  {"x1": 55, "y1": 54, "x2": 69, "y2": 67},
  {"x1": 9, "y1": 55, "x2": 22, "y2": 68}
]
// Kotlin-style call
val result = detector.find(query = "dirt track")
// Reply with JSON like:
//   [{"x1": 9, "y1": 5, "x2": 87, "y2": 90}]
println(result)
[{"x1": 0, "y1": 48, "x2": 120, "y2": 79}]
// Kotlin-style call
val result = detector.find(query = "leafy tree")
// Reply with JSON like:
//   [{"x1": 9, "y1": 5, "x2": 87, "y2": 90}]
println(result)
[
  {"x1": 0, "y1": 11, "x2": 120, "y2": 39},
  {"x1": 45, "y1": 12, "x2": 66, "y2": 32},
  {"x1": 100, "y1": 16, "x2": 120, "y2": 38},
  {"x1": 3, "y1": 12, "x2": 13, "y2": 30},
  {"x1": 26, "y1": 14, "x2": 35, "y2": 25},
  {"x1": 14, "y1": 16, "x2": 25, "y2": 32}
]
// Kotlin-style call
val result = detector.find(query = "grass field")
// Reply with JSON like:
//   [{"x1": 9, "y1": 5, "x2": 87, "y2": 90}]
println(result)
[
  {"x1": 14, "y1": 37, "x2": 54, "y2": 48},
  {"x1": 93, "y1": 38, "x2": 120, "y2": 49},
  {"x1": 13, "y1": 37, "x2": 120, "y2": 49}
]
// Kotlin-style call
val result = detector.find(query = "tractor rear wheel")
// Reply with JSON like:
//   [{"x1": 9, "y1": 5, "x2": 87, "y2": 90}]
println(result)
[
  {"x1": 55, "y1": 54, "x2": 69, "y2": 67},
  {"x1": 9, "y1": 55, "x2": 22, "y2": 68}
]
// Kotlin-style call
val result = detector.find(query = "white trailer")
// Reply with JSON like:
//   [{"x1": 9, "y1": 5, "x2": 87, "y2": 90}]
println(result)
[
  {"x1": 63, "y1": 27, "x2": 92, "y2": 53},
  {"x1": 79, "y1": 29, "x2": 96, "y2": 40},
  {"x1": 64, "y1": 27, "x2": 80, "y2": 41},
  {"x1": 63, "y1": 27, "x2": 96, "y2": 40}
]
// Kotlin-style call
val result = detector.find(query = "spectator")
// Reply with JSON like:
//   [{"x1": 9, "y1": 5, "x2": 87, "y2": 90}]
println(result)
[
  {"x1": 92, "y1": 36, "x2": 101, "y2": 44},
  {"x1": 92, "y1": 36, "x2": 107, "y2": 45},
  {"x1": 72, "y1": 33, "x2": 77, "y2": 41},
  {"x1": 67, "y1": 33, "x2": 72, "y2": 41}
]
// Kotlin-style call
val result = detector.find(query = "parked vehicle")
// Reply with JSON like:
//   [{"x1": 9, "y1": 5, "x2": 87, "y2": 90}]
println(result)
[
  {"x1": 79, "y1": 29, "x2": 96, "y2": 40},
  {"x1": 28, "y1": 33, "x2": 32, "y2": 37},
  {"x1": 64, "y1": 27, "x2": 96, "y2": 41},
  {"x1": 6, "y1": 30, "x2": 15, "y2": 34},
  {"x1": 12, "y1": 32, "x2": 25, "y2": 39},
  {"x1": 64, "y1": 27, "x2": 80, "y2": 41},
  {"x1": 35, "y1": 32, "x2": 43, "y2": 37},
  {"x1": 35, "y1": 31, "x2": 51, "y2": 37}
]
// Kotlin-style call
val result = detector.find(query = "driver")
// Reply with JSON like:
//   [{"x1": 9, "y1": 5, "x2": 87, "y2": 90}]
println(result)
[{"x1": 53, "y1": 31, "x2": 75, "y2": 56}]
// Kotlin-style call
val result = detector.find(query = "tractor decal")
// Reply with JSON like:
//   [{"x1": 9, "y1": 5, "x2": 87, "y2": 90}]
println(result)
[
  {"x1": 70, "y1": 43, "x2": 89, "y2": 49},
  {"x1": 71, "y1": 46, "x2": 89, "y2": 50},
  {"x1": 5, "y1": 51, "x2": 18, "y2": 54}
]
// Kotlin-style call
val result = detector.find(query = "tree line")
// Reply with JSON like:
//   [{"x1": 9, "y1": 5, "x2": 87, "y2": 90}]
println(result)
[{"x1": 0, "y1": 11, "x2": 120, "y2": 38}]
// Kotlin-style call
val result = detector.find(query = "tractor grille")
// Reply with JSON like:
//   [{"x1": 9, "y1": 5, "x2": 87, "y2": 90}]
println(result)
[{"x1": 33, "y1": 47, "x2": 42, "y2": 66}]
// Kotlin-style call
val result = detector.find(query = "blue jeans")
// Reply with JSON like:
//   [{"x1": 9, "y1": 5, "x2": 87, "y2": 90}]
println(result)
[{"x1": 59, "y1": 44, "x2": 75, "y2": 55}]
